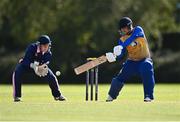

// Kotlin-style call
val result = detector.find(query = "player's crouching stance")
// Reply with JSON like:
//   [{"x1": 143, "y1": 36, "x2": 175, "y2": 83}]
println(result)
[
  {"x1": 12, "y1": 35, "x2": 66, "y2": 102},
  {"x1": 106, "y1": 17, "x2": 155, "y2": 102}
]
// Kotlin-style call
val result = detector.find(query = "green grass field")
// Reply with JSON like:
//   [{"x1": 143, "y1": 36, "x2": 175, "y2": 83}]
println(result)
[{"x1": 0, "y1": 84, "x2": 180, "y2": 122}]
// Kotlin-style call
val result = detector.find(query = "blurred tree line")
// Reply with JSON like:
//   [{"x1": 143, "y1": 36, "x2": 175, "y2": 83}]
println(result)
[{"x1": 0, "y1": 0, "x2": 180, "y2": 83}]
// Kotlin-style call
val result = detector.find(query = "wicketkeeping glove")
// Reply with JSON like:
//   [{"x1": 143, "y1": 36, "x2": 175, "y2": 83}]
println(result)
[
  {"x1": 30, "y1": 62, "x2": 48, "y2": 77},
  {"x1": 37, "y1": 64, "x2": 48, "y2": 77},
  {"x1": 30, "y1": 61, "x2": 41, "y2": 77}
]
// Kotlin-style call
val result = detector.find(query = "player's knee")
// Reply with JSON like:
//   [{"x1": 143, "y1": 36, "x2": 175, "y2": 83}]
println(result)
[
  {"x1": 48, "y1": 73, "x2": 58, "y2": 82},
  {"x1": 14, "y1": 67, "x2": 23, "y2": 76},
  {"x1": 140, "y1": 61, "x2": 153, "y2": 73}
]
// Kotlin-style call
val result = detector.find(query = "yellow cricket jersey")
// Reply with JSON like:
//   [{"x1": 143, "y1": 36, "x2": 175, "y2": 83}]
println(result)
[{"x1": 120, "y1": 33, "x2": 150, "y2": 61}]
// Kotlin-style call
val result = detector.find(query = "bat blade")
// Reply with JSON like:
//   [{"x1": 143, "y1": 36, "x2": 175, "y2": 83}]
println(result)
[{"x1": 74, "y1": 55, "x2": 107, "y2": 75}]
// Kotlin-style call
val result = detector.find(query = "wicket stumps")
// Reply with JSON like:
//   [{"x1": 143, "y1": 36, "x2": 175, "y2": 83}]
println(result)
[{"x1": 86, "y1": 58, "x2": 98, "y2": 101}]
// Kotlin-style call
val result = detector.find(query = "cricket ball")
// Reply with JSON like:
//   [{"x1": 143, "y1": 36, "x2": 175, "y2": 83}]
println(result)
[{"x1": 56, "y1": 71, "x2": 61, "y2": 76}]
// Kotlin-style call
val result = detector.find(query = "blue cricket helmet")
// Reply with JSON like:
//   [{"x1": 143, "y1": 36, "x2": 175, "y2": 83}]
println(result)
[{"x1": 38, "y1": 35, "x2": 51, "y2": 45}]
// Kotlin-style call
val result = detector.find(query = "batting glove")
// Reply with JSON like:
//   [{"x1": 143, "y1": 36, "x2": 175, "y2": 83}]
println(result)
[
  {"x1": 113, "y1": 45, "x2": 123, "y2": 56},
  {"x1": 106, "y1": 52, "x2": 116, "y2": 63}
]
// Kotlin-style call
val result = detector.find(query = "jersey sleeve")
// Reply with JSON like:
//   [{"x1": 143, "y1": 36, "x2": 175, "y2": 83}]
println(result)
[
  {"x1": 122, "y1": 26, "x2": 145, "y2": 47},
  {"x1": 22, "y1": 45, "x2": 36, "y2": 67},
  {"x1": 43, "y1": 51, "x2": 52, "y2": 65}
]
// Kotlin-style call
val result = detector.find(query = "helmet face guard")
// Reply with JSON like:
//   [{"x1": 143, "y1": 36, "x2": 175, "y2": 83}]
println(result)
[
  {"x1": 118, "y1": 17, "x2": 133, "y2": 36},
  {"x1": 118, "y1": 30, "x2": 126, "y2": 36}
]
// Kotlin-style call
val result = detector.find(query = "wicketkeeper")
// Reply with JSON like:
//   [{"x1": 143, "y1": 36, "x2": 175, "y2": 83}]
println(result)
[
  {"x1": 12, "y1": 35, "x2": 66, "y2": 102},
  {"x1": 106, "y1": 17, "x2": 155, "y2": 102}
]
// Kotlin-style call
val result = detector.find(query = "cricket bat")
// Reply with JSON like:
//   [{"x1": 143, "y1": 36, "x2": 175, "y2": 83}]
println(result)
[{"x1": 74, "y1": 55, "x2": 107, "y2": 75}]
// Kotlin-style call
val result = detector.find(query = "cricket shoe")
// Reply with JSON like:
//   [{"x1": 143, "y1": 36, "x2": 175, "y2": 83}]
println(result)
[
  {"x1": 14, "y1": 97, "x2": 21, "y2": 102},
  {"x1": 144, "y1": 97, "x2": 153, "y2": 102},
  {"x1": 54, "y1": 95, "x2": 66, "y2": 101},
  {"x1": 106, "y1": 95, "x2": 114, "y2": 102}
]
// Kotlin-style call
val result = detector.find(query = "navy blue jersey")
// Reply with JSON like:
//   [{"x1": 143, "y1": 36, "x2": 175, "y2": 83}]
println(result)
[{"x1": 21, "y1": 43, "x2": 52, "y2": 68}]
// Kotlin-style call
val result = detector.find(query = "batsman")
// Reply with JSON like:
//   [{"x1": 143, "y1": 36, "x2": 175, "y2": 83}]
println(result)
[
  {"x1": 106, "y1": 17, "x2": 155, "y2": 102},
  {"x1": 12, "y1": 35, "x2": 66, "y2": 102}
]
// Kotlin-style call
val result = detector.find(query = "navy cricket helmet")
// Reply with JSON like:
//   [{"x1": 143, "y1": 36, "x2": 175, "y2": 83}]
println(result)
[
  {"x1": 119, "y1": 17, "x2": 133, "y2": 29},
  {"x1": 38, "y1": 35, "x2": 51, "y2": 45}
]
